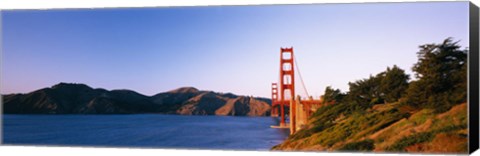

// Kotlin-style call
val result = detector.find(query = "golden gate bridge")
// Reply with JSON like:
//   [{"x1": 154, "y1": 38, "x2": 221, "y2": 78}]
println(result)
[{"x1": 270, "y1": 47, "x2": 334, "y2": 134}]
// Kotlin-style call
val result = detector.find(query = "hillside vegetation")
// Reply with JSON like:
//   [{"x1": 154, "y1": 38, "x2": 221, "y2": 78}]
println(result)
[
  {"x1": 273, "y1": 38, "x2": 468, "y2": 154},
  {"x1": 272, "y1": 102, "x2": 467, "y2": 153}
]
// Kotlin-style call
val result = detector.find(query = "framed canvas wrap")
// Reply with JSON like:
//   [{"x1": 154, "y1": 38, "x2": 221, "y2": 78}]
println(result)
[{"x1": 1, "y1": 0, "x2": 479, "y2": 155}]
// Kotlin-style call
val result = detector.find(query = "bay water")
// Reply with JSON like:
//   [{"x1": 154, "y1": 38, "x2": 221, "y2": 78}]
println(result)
[{"x1": 2, "y1": 114, "x2": 289, "y2": 150}]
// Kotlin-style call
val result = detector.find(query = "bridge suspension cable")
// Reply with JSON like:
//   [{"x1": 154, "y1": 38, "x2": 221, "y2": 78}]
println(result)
[{"x1": 294, "y1": 56, "x2": 310, "y2": 98}]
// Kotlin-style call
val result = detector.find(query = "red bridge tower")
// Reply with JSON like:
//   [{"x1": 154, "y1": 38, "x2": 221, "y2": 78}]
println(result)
[
  {"x1": 278, "y1": 47, "x2": 295, "y2": 126},
  {"x1": 271, "y1": 83, "x2": 279, "y2": 116}
]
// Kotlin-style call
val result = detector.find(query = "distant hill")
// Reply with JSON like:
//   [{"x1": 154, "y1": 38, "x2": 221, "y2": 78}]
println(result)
[{"x1": 2, "y1": 83, "x2": 271, "y2": 116}]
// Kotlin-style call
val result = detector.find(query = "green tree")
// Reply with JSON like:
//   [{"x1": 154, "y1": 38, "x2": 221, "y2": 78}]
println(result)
[
  {"x1": 322, "y1": 86, "x2": 346, "y2": 103},
  {"x1": 346, "y1": 74, "x2": 384, "y2": 106},
  {"x1": 379, "y1": 65, "x2": 410, "y2": 103},
  {"x1": 405, "y1": 38, "x2": 467, "y2": 112},
  {"x1": 343, "y1": 65, "x2": 409, "y2": 107}
]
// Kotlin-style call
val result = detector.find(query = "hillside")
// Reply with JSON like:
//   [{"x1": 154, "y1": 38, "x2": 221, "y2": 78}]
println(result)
[
  {"x1": 272, "y1": 103, "x2": 468, "y2": 154},
  {"x1": 215, "y1": 96, "x2": 271, "y2": 116},
  {"x1": 2, "y1": 83, "x2": 271, "y2": 116}
]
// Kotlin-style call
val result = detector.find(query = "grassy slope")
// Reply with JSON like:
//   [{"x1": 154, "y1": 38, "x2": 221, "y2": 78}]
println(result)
[{"x1": 272, "y1": 103, "x2": 468, "y2": 154}]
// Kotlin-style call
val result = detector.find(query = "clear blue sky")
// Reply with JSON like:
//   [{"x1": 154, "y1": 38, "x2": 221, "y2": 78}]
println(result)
[{"x1": 1, "y1": 2, "x2": 469, "y2": 98}]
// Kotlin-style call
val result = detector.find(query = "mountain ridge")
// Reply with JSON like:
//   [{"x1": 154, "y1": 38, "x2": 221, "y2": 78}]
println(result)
[{"x1": 2, "y1": 82, "x2": 271, "y2": 116}]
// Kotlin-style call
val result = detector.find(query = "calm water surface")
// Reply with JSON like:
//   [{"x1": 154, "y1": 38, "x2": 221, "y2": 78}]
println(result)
[{"x1": 3, "y1": 115, "x2": 289, "y2": 150}]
